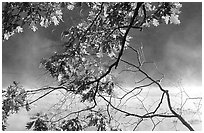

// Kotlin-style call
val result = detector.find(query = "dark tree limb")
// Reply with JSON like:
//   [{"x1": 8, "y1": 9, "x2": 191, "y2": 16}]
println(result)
[
  {"x1": 115, "y1": 2, "x2": 143, "y2": 69},
  {"x1": 119, "y1": 55, "x2": 195, "y2": 131}
]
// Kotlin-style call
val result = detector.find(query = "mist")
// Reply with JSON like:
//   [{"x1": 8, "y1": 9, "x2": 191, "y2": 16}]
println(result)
[{"x1": 2, "y1": 30, "x2": 57, "y2": 89}]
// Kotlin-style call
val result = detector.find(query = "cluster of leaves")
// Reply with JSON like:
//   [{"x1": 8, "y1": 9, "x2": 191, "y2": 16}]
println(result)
[
  {"x1": 40, "y1": 46, "x2": 115, "y2": 103},
  {"x1": 86, "y1": 112, "x2": 107, "y2": 131},
  {"x1": 60, "y1": 117, "x2": 82, "y2": 131},
  {"x1": 140, "y1": 2, "x2": 182, "y2": 27},
  {"x1": 2, "y1": 2, "x2": 88, "y2": 40},
  {"x1": 2, "y1": 2, "x2": 61, "y2": 40},
  {"x1": 26, "y1": 113, "x2": 83, "y2": 131},
  {"x1": 25, "y1": 110, "x2": 123, "y2": 131},
  {"x1": 2, "y1": 81, "x2": 29, "y2": 130},
  {"x1": 26, "y1": 113, "x2": 49, "y2": 131}
]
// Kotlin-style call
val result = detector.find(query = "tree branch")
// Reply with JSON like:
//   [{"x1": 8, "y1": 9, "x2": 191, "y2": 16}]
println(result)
[
  {"x1": 115, "y1": 2, "x2": 143, "y2": 69},
  {"x1": 119, "y1": 54, "x2": 195, "y2": 131}
]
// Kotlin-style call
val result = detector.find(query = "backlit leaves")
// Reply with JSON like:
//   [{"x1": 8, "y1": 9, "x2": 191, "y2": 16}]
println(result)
[
  {"x1": 140, "y1": 2, "x2": 182, "y2": 27},
  {"x1": 2, "y1": 2, "x2": 64, "y2": 40},
  {"x1": 3, "y1": 2, "x2": 182, "y2": 41}
]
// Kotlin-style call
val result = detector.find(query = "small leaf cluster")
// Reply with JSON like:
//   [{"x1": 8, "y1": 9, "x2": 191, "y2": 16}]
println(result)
[
  {"x1": 2, "y1": 81, "x2": 28, "y2": 130},
  {"x1": 140, "y1": 2, "x2": 182, "y2": 27},
  {"x1": 60, "y1": 117, "x2": 82, "y2": 131},
  {"x1": 26, "y1": 113, "x2": 49, "y2": 131},
  {"x1": 86, "y1": 112, "x2": 107, "y2": 131}
]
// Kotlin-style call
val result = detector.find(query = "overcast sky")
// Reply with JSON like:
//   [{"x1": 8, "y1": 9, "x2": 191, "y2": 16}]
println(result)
[{"x1": 2, "y1": 2, "x2": 202, "y2": 94}]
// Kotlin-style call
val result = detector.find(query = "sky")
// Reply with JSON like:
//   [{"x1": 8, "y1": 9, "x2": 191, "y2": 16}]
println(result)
[
  {"x1": 2, "y1": 3, "x2": 202, "y2": 90},
  {"x1": 121, "y1": 2, "x2": 202, "y2": 96},
  {"x1": 1, "y1": 2, "x2": 202, "y2": 130}
]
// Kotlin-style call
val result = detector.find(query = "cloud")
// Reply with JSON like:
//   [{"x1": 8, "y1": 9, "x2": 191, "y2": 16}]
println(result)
[
  {"x1": 162, "y1": 39, "x2": 202, "y2": 88},
  {"x1": 2, "y1": 30, "x2": 58, "y2": 89}
]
